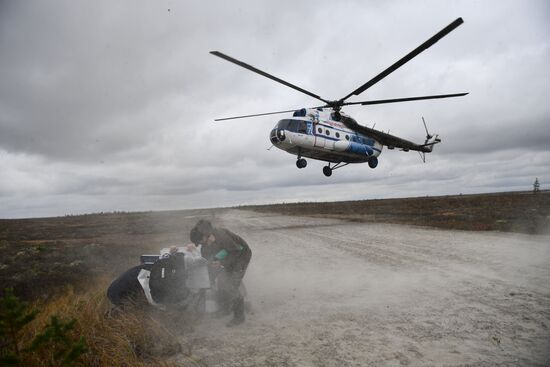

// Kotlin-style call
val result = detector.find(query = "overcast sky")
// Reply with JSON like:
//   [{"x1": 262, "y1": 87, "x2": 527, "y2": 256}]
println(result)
[{"x1": 1, "y1": 0, "x2": 549, "y2": 218}]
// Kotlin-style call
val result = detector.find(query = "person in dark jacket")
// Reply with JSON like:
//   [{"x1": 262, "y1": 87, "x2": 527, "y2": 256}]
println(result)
[
  {"x1": 190, "y1": 219, "x2": 251, "y2": 326},
  {"x1": 107, "y1": 264, "x2": 151, "y2": 306}
]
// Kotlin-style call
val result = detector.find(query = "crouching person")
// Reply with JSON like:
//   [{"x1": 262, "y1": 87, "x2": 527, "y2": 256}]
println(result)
[
  {"x1": 190, "y1": 219, "x2": 252, "y2": 327},
  {"x1": 107, "y1": 245, "x2": 209, "y2": 319},
  {"x1": 107, "y1": 264, "x2": 151, "y2": 308}
]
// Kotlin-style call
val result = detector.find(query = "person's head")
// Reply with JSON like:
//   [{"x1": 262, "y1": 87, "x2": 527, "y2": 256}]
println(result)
[
  {"x1": 196, "y1": 219, "x2": 213, "y2": 236},
  {"x1": 190, "y1": 219, "x2": 215, "y2": 245},
  {"x1": 190, "y1": 226, "x2": 203, "y2": 245}
]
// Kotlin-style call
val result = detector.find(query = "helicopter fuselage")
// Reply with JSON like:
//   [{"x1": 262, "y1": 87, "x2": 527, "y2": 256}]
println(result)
[
  {"x1": 212, "y1": 18, "x2": 467, "y2": 176},
  {"x1": 269, "y1": 109, "x2": 382, "y2": 165}
]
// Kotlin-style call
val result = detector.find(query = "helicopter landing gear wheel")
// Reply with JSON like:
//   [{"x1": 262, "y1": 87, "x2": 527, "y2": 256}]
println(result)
[
  {"x1": 323, "y1": 166, "x2": 333, "y2": 177},
  {"x1": 296, "y1": 158, "x2": 307, "y2": 169},
  {"x1": 368, "y1": 157, "x2": 378, "y2": 169}
]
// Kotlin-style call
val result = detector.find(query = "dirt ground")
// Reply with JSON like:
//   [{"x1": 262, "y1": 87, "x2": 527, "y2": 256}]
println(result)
[{"x1": 182, "y1": 210, "x2": 550, "y2": 367}]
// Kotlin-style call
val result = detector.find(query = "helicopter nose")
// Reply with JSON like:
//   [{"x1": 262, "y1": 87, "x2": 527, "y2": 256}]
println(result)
[{"x1": 270, "y1": 128, "x2": 285, "y2": 144}]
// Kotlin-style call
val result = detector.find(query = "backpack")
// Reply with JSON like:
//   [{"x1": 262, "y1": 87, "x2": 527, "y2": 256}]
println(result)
[{"x1": 149, "y1": 253, "x2": 189, "y2": 304}]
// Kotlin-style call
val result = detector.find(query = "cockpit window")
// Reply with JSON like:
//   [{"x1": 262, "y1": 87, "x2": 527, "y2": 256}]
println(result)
[
  {"x1": 288, "y1": 120, "x2": 298, "y2": 131},
  {"x1": 277, "y1": 119, "x2": 308, "y2": 133},
  {"x1": 277, "y1": 120, "x2": 289, "y2": 130},
  {"x1": 297, "y1": 121, "x2": 307, "y2": 133}
]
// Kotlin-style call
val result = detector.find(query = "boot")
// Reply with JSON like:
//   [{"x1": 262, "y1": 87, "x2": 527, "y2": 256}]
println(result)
[{"x1": 226, "y1": 297, "x2": 245, "y2": 327}]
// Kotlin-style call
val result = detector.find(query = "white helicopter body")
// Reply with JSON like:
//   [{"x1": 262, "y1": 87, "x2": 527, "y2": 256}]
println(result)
[
  {"x1": 211, "y1": 18, "x2": 466, "y2": 176},
  {"x1": 270, "y1": 109, "x2": 381, "y2": 168}
]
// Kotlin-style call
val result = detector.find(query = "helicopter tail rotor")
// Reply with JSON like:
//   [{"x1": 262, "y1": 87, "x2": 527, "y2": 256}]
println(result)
[
  {"x1": 422, "y1": 116, "x2": 433, "y2": 140},
  {"x1": 420, "y1": 117, "x2": 441, "y2": 155}
]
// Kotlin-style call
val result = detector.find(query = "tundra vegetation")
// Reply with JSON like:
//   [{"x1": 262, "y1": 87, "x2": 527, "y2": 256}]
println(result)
[{"x1": 0, "y1": 191, "x2": 548, "y2": 365}]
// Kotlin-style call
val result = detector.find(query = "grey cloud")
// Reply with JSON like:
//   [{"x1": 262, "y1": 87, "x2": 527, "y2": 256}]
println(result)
[{"x1": 1, "y1": 0, "x2": 550, "y2": 217}]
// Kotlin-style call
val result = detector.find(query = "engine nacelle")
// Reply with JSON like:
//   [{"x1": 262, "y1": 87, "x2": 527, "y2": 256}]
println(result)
[
  {"x1": 292, "y1": 108, "x2": 307, "y2": 117},
  {"x1": 348, "y1": 142, "x2": 373, "y2": 156},
  {"x1": 334, "y1": 141, "x2": 373, "y2": 156},
  {"x1": 333, "y1": 140, "x2": 349, "y2": 152}
]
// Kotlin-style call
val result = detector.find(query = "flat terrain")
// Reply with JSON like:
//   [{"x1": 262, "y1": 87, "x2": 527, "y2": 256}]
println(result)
[
  {"x1": 1, "y1": 191, "x2": 549, "y2": 366},
  {"x1": 186, "y1": 210, "x2": 550, "y2": 366},
  {"x1": 242, "y1": 191, "x2": 550, "y2": 234},
  {"x1": 0, "y1": 209, "x2": 219, "y2": 300}
]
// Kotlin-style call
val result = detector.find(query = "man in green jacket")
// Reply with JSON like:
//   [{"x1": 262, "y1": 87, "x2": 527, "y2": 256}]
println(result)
[{"x1": 190, "y1": 219, "x2": 252, "y2": 326}]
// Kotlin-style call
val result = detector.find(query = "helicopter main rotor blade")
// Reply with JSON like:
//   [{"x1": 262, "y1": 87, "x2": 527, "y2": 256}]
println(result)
[
  {"x1": 214, "y1": 108, "x2": 307, "y2": 121},
  {"x1": 215, "y1": 93, "x2": 467, "y2": 121},
  {"x1": 210, "y1": 51, "x2": 329, "y2": 105},
  {"x1": 339, "y1": 17, "x2": 464, "y2": 103},
  {"x1": 341, "y1": 92, "x2": 468, "y2": 107}
]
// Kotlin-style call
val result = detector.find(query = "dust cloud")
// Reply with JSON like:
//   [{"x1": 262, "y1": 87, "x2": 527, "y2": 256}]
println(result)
[{"x1": 182, "y1": 210, "x2": 550, "y2": 366}]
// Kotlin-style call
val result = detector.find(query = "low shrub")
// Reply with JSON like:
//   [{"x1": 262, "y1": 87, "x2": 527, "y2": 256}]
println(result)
[{"x1": 0, "y1": 281, "x2": 203, "y2": 367}]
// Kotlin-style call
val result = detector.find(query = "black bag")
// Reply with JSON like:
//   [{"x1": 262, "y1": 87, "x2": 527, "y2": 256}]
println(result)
[{"x1": 149, "y1": 253, "x2": 188, "y2": 304}]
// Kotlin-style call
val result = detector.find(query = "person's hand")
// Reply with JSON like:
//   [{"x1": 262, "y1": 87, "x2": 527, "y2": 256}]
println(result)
[{"x1": 211, "y1": 260, "x2": 222, "y2": 269}]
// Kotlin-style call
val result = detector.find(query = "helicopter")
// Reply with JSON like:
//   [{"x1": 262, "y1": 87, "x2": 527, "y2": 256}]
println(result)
[{"x1": 211, "y1": 18, "x2": 468, "y2": 177}]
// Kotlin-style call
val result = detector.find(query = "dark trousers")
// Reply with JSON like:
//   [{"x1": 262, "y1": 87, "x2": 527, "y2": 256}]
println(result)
[{"x1": 217, "y1": 252, "x2": 251, "y2": 320}]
